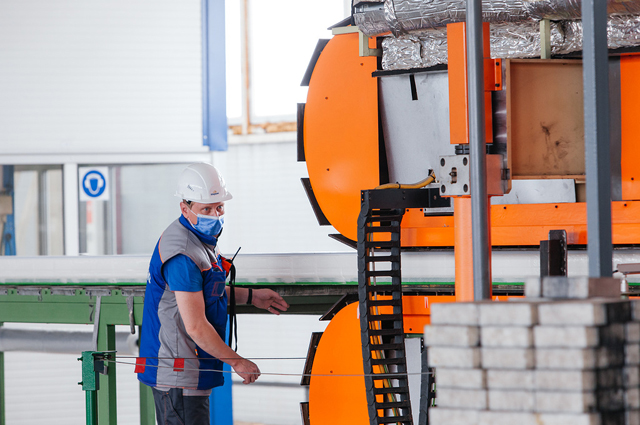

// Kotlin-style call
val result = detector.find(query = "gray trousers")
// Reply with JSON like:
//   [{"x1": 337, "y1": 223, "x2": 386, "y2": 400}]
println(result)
[{"x1": 152, "y1": 388, "x2": 210, "y2": 425}]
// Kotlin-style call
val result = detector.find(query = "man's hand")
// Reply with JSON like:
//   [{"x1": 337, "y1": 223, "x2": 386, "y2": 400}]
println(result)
[
  {"x1": 230, "y1": 358, "x2": 261, "y2": 384},
  {"x1": 252, "y1": 288, "x2": 289, "y2": 315}
]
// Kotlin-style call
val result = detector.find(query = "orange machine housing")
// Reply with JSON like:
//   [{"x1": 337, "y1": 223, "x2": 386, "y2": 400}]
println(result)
[
  {"x1": 302, "y1": 31, "x2": 640, "y2": 249},
  {"x1": 304, "y1": 32, "x2": 379, "y2": 242},
  {"x1": 299, "y1": 21, "x2": 640, "y2": 425}
]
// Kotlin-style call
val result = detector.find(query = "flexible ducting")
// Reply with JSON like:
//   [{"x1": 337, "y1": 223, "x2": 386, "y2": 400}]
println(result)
[
  {"x1": 355, "y1": 0, "x2": 640, "y2": 37},
  {"x1": 381, "y1": 16, "x2": 640, "y2": 70}
]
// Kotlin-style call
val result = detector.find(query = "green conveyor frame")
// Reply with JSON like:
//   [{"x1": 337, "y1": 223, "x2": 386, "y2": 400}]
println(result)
[
  {"x1": 0, "y1": 280, "x2": 374, "y2": 425},
  {"x1": 0, "y1": 284, "x2": 151, "y2": 425},
  {"x1": 0, "y1": 278, "x2": 531, "y2": 425}
]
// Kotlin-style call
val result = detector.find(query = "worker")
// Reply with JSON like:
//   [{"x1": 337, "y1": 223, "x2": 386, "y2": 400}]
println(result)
[{"x1": 138, "y1": 162, "x2": 289, "y2": 424}]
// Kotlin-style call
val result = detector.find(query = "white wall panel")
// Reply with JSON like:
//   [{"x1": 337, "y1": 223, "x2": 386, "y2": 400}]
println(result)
[
  {"x1": 216, "y1": 140, "x2": 353, "y2": 254},
  {"x1": 232, "y1": 314, "x2": 328, "y2": 425},
  {"x1": 3, "y1": 324, "x2": 140, "y2": 425},
  {"x1": 0, "y1": 1, "x2": 204, "y2": 154}
]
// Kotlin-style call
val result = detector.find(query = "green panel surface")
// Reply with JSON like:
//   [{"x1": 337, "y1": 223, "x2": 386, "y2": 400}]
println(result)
[
  {"x1": 0, "y1": 323, "x2": 4, "y2": 425},
  {"x1": 139, "y1": 382, "x2": 155, "y2": 425}
]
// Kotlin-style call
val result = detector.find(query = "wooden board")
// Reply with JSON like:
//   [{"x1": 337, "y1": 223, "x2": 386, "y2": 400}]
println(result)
[{"x1": 506, "y1": 59, "x2": 585, "y2": 179}]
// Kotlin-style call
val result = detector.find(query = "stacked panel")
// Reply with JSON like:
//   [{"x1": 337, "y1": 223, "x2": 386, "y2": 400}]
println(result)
[{"x1": 426, "y1": 296, "x2": 640, "y2": 425}]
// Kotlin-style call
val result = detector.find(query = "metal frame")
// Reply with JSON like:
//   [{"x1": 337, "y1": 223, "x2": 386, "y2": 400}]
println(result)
[
  {"x1": 0, "y1": 277, "x2": 461, "y2": 425},
  {"x1": 0, "y1": 286, "x2": 148, "y2": 425},
  {"x1": 466, "y1": 0, "x2": 492, "y2": 300},
  {"x1": 463, "y1": 0, "x2": 615, "y2": 291},
  {"x1": 582, "y1": 0, "x2": 613, "y2": 277},
  {"x1": 63, "y1": 163, "x2": 81, "y2": 255}
]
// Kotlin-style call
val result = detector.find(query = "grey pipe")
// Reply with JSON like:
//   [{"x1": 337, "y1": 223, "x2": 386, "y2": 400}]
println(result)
[
  {"x1": 467, "y1": 0, "x2": 492, "y2": 300},
  {"x1": 0, "y1": 328, "x2": 138, "y2": 355},
  {"x1": 582, "y1": 0, "x2": 613, "y2": 277}
]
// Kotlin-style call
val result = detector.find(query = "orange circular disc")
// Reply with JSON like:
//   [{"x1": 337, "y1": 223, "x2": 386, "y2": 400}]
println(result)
[
  {"x1": 309, "y1": 302, "x2": 369, "y2": 424},
  {"x1": 304, "y1": 33, "x2": 380, "y2": 241}
]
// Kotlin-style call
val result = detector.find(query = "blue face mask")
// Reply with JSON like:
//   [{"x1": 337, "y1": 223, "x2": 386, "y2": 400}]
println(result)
[{"x1": 188, "y1": 209, "x2": 224, "y2": 237}]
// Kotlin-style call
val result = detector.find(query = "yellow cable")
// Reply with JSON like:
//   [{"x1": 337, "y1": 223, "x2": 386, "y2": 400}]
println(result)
[{"x1": 374, "y1": 172, "x2": 436, "y2": 190}]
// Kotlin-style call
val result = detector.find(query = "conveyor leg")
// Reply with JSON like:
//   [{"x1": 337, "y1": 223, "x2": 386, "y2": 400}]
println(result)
[
  {"x1": 97, "y1": 324, "x2": 117, "y2": 425},
  {"x1": 139, "y1": 382, "x2": 155, "y2": 425}
]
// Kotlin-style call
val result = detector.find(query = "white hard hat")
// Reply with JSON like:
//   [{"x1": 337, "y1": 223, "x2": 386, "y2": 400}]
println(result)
[{"x1": 176, "y1": 163, "x2": 233, "y2": 203}]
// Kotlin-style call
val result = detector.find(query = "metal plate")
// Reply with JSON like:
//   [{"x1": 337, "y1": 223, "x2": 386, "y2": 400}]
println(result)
[
  {"x1": 379, "y1": 71, "x2": 454, "y2": 186},
  {"x1": 491, "y1": 179, "x2": 576, "y2": 205}
]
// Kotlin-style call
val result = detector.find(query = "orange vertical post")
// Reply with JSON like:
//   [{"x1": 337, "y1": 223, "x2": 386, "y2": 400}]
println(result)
[
  {"x1": 449, "y1": 21, "x2": 495, "y2": 301},
  {"x1": 454, "y1": 197, "x2": 474, "y2": 302},
  {"x1": 447, "y1": 22, "x2": 493, "y2": 146},
  {"x1": 620, "y1": 54, "x2": 640, "y2": 200}
]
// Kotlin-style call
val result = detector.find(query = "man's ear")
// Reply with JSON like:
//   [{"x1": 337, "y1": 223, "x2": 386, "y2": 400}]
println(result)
[{"x1": 180, "y1": 202, "x2": 189, "y2": 218}]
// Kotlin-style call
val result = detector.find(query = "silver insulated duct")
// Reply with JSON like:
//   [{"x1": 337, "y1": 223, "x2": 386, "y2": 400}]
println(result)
[
  {"x1": 355, "y1": 0, "x2": 640, "y2": 38},
  {"x1": 371, "y1": 4, "x2": 640, "y2": 70},
  {"x1": 525, "y1": 0, "x2": 640, "y2": 20},
  {"x1": 355, "y1": 0, "x2": 529, "y2": 37}
]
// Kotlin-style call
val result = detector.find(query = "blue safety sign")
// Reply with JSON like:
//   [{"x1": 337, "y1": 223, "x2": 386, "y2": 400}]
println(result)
[{"x1": 79, "y1": 167, "x2": 110, "y2": 201}]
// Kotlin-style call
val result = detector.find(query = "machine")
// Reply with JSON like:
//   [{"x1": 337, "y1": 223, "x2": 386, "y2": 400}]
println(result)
[{"x1": 296, "y1": 1, "x2": 640, "y2": 423}]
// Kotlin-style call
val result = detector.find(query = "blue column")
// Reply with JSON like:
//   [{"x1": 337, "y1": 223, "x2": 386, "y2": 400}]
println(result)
[
  {"x1": 1, "y1": 166, "x2": 15, "y2": 256},
  {"x1": 202, "y1": 0, "x2": 229, "y2": 151},
  {"x1": 210, "y1": 320, "x2": 233, "y2": 425},
  {"x1": 210, "y1": 363, "x2": 233, "y2": 425}
]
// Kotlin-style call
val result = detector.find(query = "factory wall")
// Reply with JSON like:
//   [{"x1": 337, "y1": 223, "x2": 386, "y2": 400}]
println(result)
[
  {"x1": 0, "y1": 0, "x2": 205, "y2": 155},
  {"x1": 4, "y1": 138, "x2": 346, "y2": 425},
  {"x1": 113, "y1": 140, "x2": 352, "y2": 256},
  {"x1": 1, "y1": 1, "x2": 351, "y2": 424}
]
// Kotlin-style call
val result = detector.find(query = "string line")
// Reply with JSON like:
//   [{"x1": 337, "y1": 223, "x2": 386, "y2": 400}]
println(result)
[
  {"x1": 107, "y1": 359, "x2": 433, "y2": 378},
  {"x1": 116, "y1": 356, "x2": 308, "y2": 361}
]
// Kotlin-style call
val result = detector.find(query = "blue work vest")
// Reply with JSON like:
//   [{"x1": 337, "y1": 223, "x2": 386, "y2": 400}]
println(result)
[{"x1": 138, "y1": 217, "x2": 228, "y2": 390}]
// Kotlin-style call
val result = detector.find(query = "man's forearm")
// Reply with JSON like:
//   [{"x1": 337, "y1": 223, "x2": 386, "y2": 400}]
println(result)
[
  {"x1": 187, "y1": 321, "x2": 243, "y2": 367},
  {"x1": 226, "y1": 286, "x2": 251, "y2": 305}
]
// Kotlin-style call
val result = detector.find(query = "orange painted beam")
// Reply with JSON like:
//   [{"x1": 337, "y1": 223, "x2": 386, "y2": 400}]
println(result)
[
  {"x1": 454, "y1": 197, "x2": 474, "y2": 302},
  {"x1": 621, "y1": 54, "x2": 640, "y2": 200},
  {"x1": 398, "y1": 201, "x2": 640, "y2": 247},
  {"x1": 404, "y1": 295, "x2": 523, "y2": 333},
  {"x1": 446, "y1": 22, "x2": 493, "y2": 145}
]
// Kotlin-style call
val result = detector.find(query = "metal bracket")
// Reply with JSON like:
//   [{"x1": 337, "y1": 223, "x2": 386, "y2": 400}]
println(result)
[
  {"x1": 540, "y1": 230, "x2": 568, "y2": 277},
  {"x1": 50, "y1": 287, "x2": 81, "y2": 296},
  {"x1": 540, "y1": 19, "x2": 551, "y2": 60},
  {"x1": 439, "y1": 154, "x2": 507, "y2": 197},
  {"x1": 86, "y1": 289, "x2": 112, "y2": 298},
  {"x1": 331, "y1": 26, "x2": 381, "y2": 57},
  {"x1": 91, "y1": 296, "x2": 102, "y2": 351},
  {"x1": 78, "y1": 351, "x2": 115, "y2": 390},
  {"x1": 121, "y1": 288, "x2": 146, "y2": 298},
  {"x1": 439, "y1": 155, "x2": 470, "y2": 196},
  {"x1": 16, "y1": 287, "x2": 42, "y2": 297},
  {"x1": 126, "y1": 296, "x2": 136, "y2": 335},
  {"x1": 615, "y1": 263, "x2": 640, "y2": 296}
]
